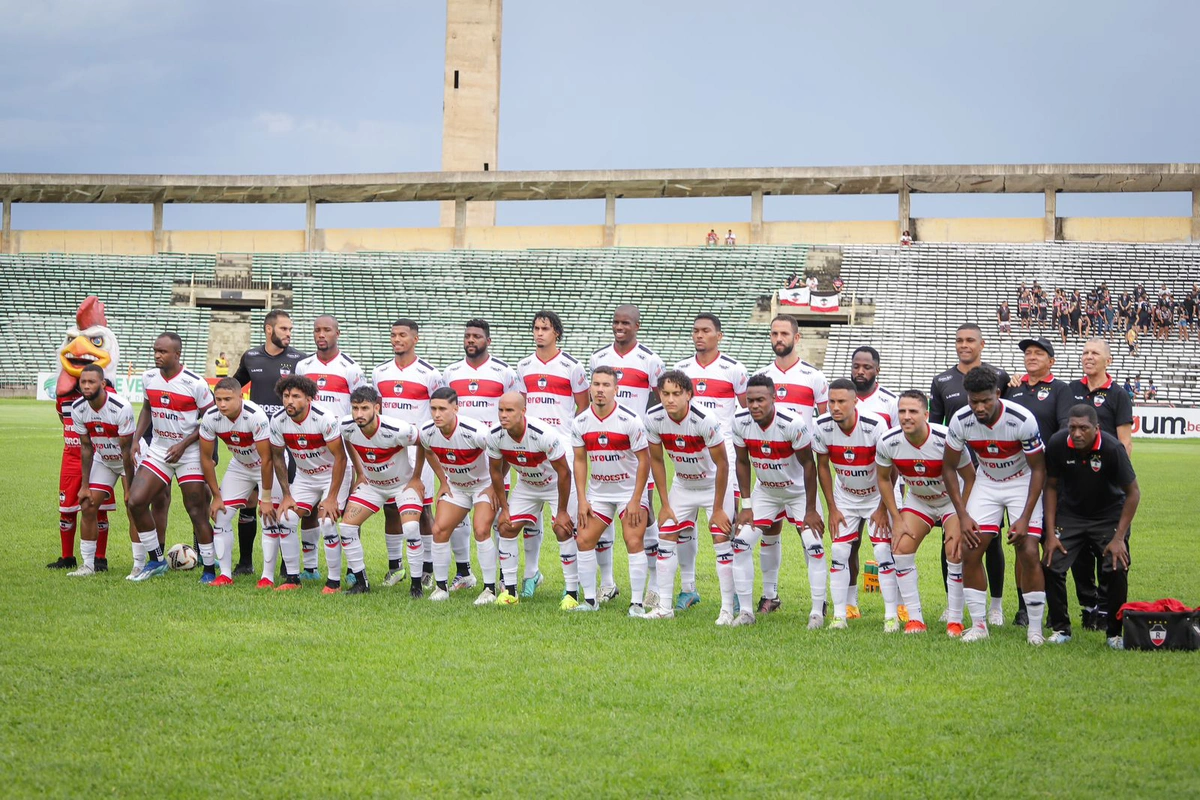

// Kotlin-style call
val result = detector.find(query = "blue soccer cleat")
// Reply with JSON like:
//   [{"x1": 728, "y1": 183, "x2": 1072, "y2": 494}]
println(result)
[
  {"x1": 675, "y1": 590, "x2": 701, "y2": 610},
  {"x1": 131, "y1": 559, "x2": 169, "y2": 582}
]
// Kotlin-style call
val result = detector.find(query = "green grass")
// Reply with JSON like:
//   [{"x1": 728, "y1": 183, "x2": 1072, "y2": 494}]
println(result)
[{"x1": 1, "y1": 397, "x2": 1198, "y2": 798}]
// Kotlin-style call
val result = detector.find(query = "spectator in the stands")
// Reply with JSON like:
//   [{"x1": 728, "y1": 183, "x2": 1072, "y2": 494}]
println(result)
[
  {"x1": 1017, "y1": 286, "x2": 1032, "y2": 332},
  {"x1": 833, "y1": 277, "x2": 844, "y2": 293},
  {"x1": 1055, "y1": 289, "x2": 1070, "y2": 345},
  {"x1": 1117, "y1": 290, "x2": 1133, "y2": 332},
  {"x1": 1123, "y1": 377, "x2": 1135, "y2": 400},
  {"x1": 1132, "y1": 374, "x2": 1142, "y2": 397},
  {"x1": 1134, "y1": 283, "x2": 1147, "y2": 303},
  {"x1": 1099, "y1": 285, "x2": 1114, "y2": 335},
  {"x1": 1136, "y1": 298, "x2": 1151, "y2": 335},
  {"x1": 725, "y1": 229, "x2": 736, "y2": 246},
  {"x1": 997, "y1": 300, "x2": 1012, "y2": 335},
  {"x1": 1125, "y1": 325, "x2": 1138, "y2": 356},
  {"x1": 1072, "y1": 291, "x2": 1090, "y2": 338},
  {"x1": 1182, "y1": 288, "x2": 1196, "y2": 341},
  {"x1": 1145, "y1": 378, "x2": 1158, "y2": 401},
  {"x1": 1153, "y1": 300, "x2": 1171, "y2": 340},
  {"x1": 900, "y1": 230, "x2": 913, "y2": 245},
  {"x1": 786, "y1": 270, "x2": 800, "y2": 289},
  {"x1": 706, "y1": 229, "x2": 719, "y2": 247},
  {"x1": 1035, "y1": 287, "x2": 1049, "y2": 331},
  {"x1": 806, "y1": 274, "x2": 818, "y2": 293}
]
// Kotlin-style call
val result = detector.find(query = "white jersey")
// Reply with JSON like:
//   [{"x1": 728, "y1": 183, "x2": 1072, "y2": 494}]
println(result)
[
  {"x1": 296, "y1": 352, "x2": 367, "y2": 417},
  {"x1": 947, "y1": 400, "x2": 1044, "y2": 484},
  {"x1": 442, "y1": 356, "x2": 519, "y2": 428},
  {"x1": 142, "y1": 367, "x2": 213, "y2": 451},
  {"x1": 589, "y1": 342, "x2": 666, "y2": 419},
  {"x1": 812, "y1": 411, "x2": 887, "y2": 507},
  {"x1": 875, "y1": 423, "x2": 969, "y2": 502},
  {"x1": 419, "y1": 416, "x2": 491, "y2": 493},
  {"x1": 518, "y1": 349, "x2": 588, "y2": 434},
  {"x1": 644, "y1": 403, "x2": 724, "y2": 490},
  {"x1": 72, "y1": 394, "x2": 136, "y2": 468},
  {"x1": 754, "y1": 359, "x2": 829, "y2": 429},
  {"x1": 675, "y1": 353, "x2": 748, "y2": 435},
  {"x1": 856, "y1": 384, "x2": 899, "y2": 428},
  {"x1": 731, "y1": 408, "x2": 812, "y2": 494},
  {"x1": 198, "y1": 401, "x2": 271, "y2": 469},
  {"x1": 486, "y1": 419, "x2": 566, "y2": 490},
  {"x1": 372, "y1": 357, "x2": 443, "y2": 426},
  {"x1": 341, "y1": 414, "x2": 419, "y2": 491},
  {"x1": 269, "y1": 406, "x2": 342, "y2": 479},
  {"x1": 570, "y1": 405, "x2": 648, "y2": 502}
]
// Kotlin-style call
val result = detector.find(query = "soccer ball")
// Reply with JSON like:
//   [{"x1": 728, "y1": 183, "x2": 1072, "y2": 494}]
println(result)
[{"x1": 166, "y1": 543, "x2": 198, "y2": 570}]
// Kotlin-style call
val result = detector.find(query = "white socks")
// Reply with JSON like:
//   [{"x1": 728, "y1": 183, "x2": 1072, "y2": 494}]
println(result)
[
  {"x1": 477, "y1": 537, "x2": 497, "y2": 588},
  {"x1": 596, "y1": 529, "x2": 615, "y2": 590},
  {"x1": 893, "y1": 553, "x2": 922, "y2": 624},
  {"x1": 198, "y1": 542, "x2": 215, "y2": 570},
  {"x1": 340, "y1": 524, "x2": 364, "y2": 575},
  {"x1": 732, "y1": 525, "x2": 763, "y2": 613},
  {"x1": 1023, "y1": 590, "x2": 1046, "y2": 634},
  {"x1": 558, "y1": 537, "x2": 579, "y2": 591},
  {"x1": 714, "y1": 540, "x2": 735, "y2": 615},
  {"x1": 277, "y1": 511, "x2": 301, "y2": 576},
  {"x1": 830, "y1": 541, "x2": 853, "y2": 618},
  {"x1": 655, "y1": 540, "x2": 678, "y2": 611},
  {"x1": 81, "y1": 539, "x2": 97, "y2": 570},
  {"x1": 628, "y1": 551, "x2": 647, "y2": 606},
  {"x1": 678, "y1": 532, "x2": 698, "y2": 593},
  {"x1": 131, "y1": 541, "x2": 147, "y2": 572},
  {"x1": 946, "y1": 561, "x2": 965, "y2": 625},
  {"x1": 523, "y1": 518, "x2": 543, "y2": 579},
  {"x1": 965, "y1": 587, "x2": 988, "y2": 630},
  {"x1": 432, "y1": 540, "x2": 452, "y2": 583},
  {"x1": 138, "y1": 530, "x2": 162, "y2": 561},
  {"x1": 320, "y1": 519, "x2": 341, "y2": 582},
  {"x1": 760, "y1": 533, "x2": 782, "y2": 599},
  {"x1": 577, "y1": 548, "x2": 598, "y2": 603},
  {"x1": 213, "y1": 509, "x2": 235, "y2": 578},
  {"x1": 498, "y1": 536, "x2": 520, "y2": 590},
  {"x1": 643, "y1": 521, "x2": 659, "y2": 595},
  {"x1": 800, "y1": 528, "x2": 827, "y2": 616},
  {"x1": 302, "y1": 526, "x2": 318, "y2": 571},
  {"x1": 873, "y1": 541, "x2": 899, "y2": 620},
  {"x1": 450, "y1": 520, "x2": 471, "y2": 567},
  {"x1": 403, "y1": 521, "x2": 423, "y2": 579}
]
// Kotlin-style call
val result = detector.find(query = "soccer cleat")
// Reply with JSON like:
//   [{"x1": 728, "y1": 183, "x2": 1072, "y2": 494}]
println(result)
[
  {"x1": 645, "y1": 589, "x2": 660, "y2": 608},
  {"x1": 828, "y1": 617, "x2": 848, "y2": 630},
  {"x1": 946, "y1": 622, "x2": 965, "y2": 638},
  {"x1": 904, "y1": 620, "x2": 928, "y2": 635},
  {"x1": 627, "y1": 603, "x2": 645, "y2": 618},
  {"x1": 715, "y1": 609, "x2": 736, "y2": 626},
  {"x1": 642, "y1": 606, "x2": 675, "y2": 620},
  {"x1": 429, "y1": 588, "x2": 450, "y2": 602},
  {"x1": 256, "y1": 577, "x2": 275, "y2": 589},
  {"x1": 807, "y1": 613, "x2": 825, "y2": 630},
  {"x1": 883, "y1": 618, "x2": 901, "y2": 634},
  {"x1": 344, "y1": 572, "x2": 357, "y2": 588},
  {"x1": 66, "y1": 564, "x2": 96, "y2": 578},
  {"x1": 732, "y1": 610, "x2": 757, "y2": 627},
  {"x1": 520, "y1": 571, "x2": 544, "y2": 599},
  {"x1": 570, "y1": 600, "x2": 599, "y2": 612},
  {"x1": 126, "y1": 566, "x2": 142, "y2": 581},
  {"x1": 299, "y1": 569, "x2": 321, "y2": 582},
  {"x1": 421, "y1": 571, "x2": 435, "y2": 592},
  {"x1": 559, "y1": 593, "x2": 580, "y2": 611},
  {"x1": 382, "y1": 568, "x2": 407, "y2": 587},
  {"x1": 47, "y1": 556, "x2": 78, "y2": 570},
  {"x1": 474, "y1": 588, "x2": 497, "y2": 606},
  {"x1": 345, "y1": 580, "x2": 370, "y2": 595},
  {"x1": 94, "y1": 558, "x2": 108, "y2": 573},
  {"x1": 1047, "y1": 631, "x2": 1072, "y2": 644},
  {"x1": 409, "y1": 582, "x2": 424, "y2": 599},
  {"x1": 598, "y1": 584, "x2": 620, "y2": 604},
  {"x1": 496, "y1": 590, "x2": 519, "y2": 606},
  {"x1": 1013, "y1": 609, "x2": 1029, "y2": 627},
  {"x1": 961, "y1": 626, "x2": 990, "y2": 643},
  {"x1": 733, "y1": 596, "x2": 740, "y2": 615},
  {"x1": 845, "y1": 605, "x2": 861, "y2": 620},
  {"x1": 322, "y1": 581, "x2": 341, "y2": 595},
  {"x1": 1107, "y1": 635, "x2": 1125, "y2": 650},
  {"x1": 449, "y1": 573, "x2": 477, "y2": 592},
  {"x1": 1027, "y1": 632, "x2": 1046, "y2": 647},
  {"x1": 233, "y1": 562, "x2": 254, "y2": 577},
  {"x1": 897, "y1": 605, "x2": 910, "y2": 623},
  {"x1": 210, "y1": 575, "x2": 234, "y2": 587},
  {"x1": 757, "y1": 596, "x2": 782, "y2": 614},
  {"x1": 131, "y1": 559, "x2": 169, "y2": 582},
  {"x1": 1081, "y1": 607, "x2": 1097, "y2": 630},
  {"x1": 1088, "y1": 612, "x2": 1109, "y2": 633},
  {"x1": 988, "y1": 607, "x2": 1006, "y2": 626},
  {"x1": 199, "y1": 571, "x2": 217, "y2": 586},
  {"x1": 674, "y1": 590, "x2": 701, "y2": 610},
  {"x1": 274, "y1": 578, "x2": 302, "y2": 591},
  {"x1": 939, "y1": 608, "x2": 950, "y2": 623}
]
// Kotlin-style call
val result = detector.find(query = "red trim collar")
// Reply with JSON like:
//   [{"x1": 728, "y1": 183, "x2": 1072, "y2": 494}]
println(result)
[{"x1": 1067, "y1": 430, "x2": 1103, "y2": 452}]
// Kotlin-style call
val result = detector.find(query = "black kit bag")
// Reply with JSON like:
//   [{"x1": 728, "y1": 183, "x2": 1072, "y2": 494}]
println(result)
[{"x1": 1120, "y1": 601, "x2": 1200, "y2": 651}]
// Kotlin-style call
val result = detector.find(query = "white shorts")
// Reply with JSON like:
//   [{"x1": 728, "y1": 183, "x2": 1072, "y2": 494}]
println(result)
[
  {"x1": 290, "y1": 470, "x2": 351, "y2": 515},
  {"x1": 87, "y1": 460, "x2": 125, "y2": 500},
  {"x1": 724, "y1": 439, "x2": 741, "y2": 500},
  {"x1": 140, "y1": 443, "x2": 204, "y2": 486},
  {"x1": 219, "y1": 461, "x2": 264, "y2": 508},
  {"x1": 902, "y1": 494, "x2": 956, "y2": 528},
  {"x1": 967, "y1": 476, "x2": 1044, "y2": 540},
  {"x1": 750, "y1": 488, "x2": 808, "y2": 529},
  {"x1": 508, "y1": 480, "x2": 578, "y2": 527},
  {"x1": 659, "y1": 481, "x2": 734, "y2": 536},
  {"x1": 349, "y1": 482, "x2": 423, "y2": 515},
  {"x1": 831, "y1": 503, "x2": 882, "y2": 545},
  {"x1": 409, "y1": 445, "x2": 436, "y2": 505},
  {"x1": 441, "y1": 483, "x2": 493, "y2": 510}
]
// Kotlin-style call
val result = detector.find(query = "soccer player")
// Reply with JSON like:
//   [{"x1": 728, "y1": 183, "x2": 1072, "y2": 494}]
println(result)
[
  {"x1": 488, "y1": 392, "x2": 576, "y2": 606},
  {"x1": 731, "y1": 374, "x2": 824, "y2": 627},
  {"x1": 199, "y1": 377, "x2": 275, "y2": 587},
  {"x1": 571, "y1": 367, "x2": 650, "y2": 613},
  {"x1": 929, "y1": 322, "x2": 1011, "y2": 625},
  {"x1": 270, "y1": 375, "x2": 350, "y2": 593},
  {"x1": 340, "y1": 386, "x2": 424, "y2": 597},
  {"x1": 518, "y1": 310, "x2": 589, "y2": 595},
  {"x1": 126, "y1": 332, "x2": 216, "y2": 582},
  {"x1": 411, "y1": 387, "x2": 498, "y2": 603},
  {"x1": 673, "y1": 312, "x2": 748, "y2": 610},
  {"x1": 757, "y1": 314, "x2": 829, "y2": 428},
  {"x1": 68, "y1": 364, "x2": 136, "y2": 577},
  {"x1": 372, "y1": 318, "x2": 446, "y2": 589},
  {"x1": 296, "y1": 314, "x2": 366, "y2": 582},
  {"x1": 590, "y1": 304, "x2": 667, "y2": 605},
  {"x1": 811, "y1": 379, "x2": 893, "y2": 630},
  {"x1": 942, "y1": 366, "x2": 1048, "y2": 645},
  {"x1": 232, "y1": 308, "x2": 306, "y2": 575},
  {"x1": 874, "y1": 390, "x2": 975, "y2": 635}
]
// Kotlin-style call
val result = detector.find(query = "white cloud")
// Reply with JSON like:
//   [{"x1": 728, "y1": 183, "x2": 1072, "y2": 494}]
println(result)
[
  {"x1": 0, "y1": 0, "x2": 189, "y2": 39},
  {"x1": 255, "y1": 112, "x2": 297, "y2": 135}
]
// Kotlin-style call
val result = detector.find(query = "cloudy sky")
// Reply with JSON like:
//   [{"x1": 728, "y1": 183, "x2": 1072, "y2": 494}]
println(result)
[{"x1": 2, "y1": 0, "x2": 1197, "y2": 231}]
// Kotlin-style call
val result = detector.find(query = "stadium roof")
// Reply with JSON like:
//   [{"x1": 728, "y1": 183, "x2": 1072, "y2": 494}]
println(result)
[{"x1": 1, "y1": 164, "x2": 1198, "y2": 205}]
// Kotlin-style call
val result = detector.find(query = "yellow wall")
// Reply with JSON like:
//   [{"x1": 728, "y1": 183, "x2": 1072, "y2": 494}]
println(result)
[
  {"x1": 914, "y1": 218, "x2": 1044, "y2": 242},
  {"x1": 167, "y1": 230, "x2": 305, "y2": 253},
  {"x1": 467, "y1": 225, "x2": 605, "y2": 249},
  {"x1": 14, "y1": 230, "x2": 155, "y2": 254},
  {"x1": 764, "y1": 220, "x2": 898, "y2": 244},
  {"x1": 322, "y1": 227, "x2": 455, "y2": 252},
  {"x1": 1061, "y1": 217, "x2": 1191, "y2": 243}
]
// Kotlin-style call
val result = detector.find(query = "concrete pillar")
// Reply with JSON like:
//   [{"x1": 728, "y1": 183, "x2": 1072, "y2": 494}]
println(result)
[
  {"x1": 1192, "y1": 188, "x2": 1200, "y2": 242},
  {"x1": 453, "y1": 197, "x2": 467, "y2": 249},
  {"x1": 603, "y1": 192, "x2": 616, "y2": 247},
  {"x1": 1044, "y1": 189, "x2": 1058, "y2": 241},
  {"x1": 305, "y1": 192, "x2": 317, "y2": 251},
  {"x1": 898, "y1": 185, "x2": 911, "y2": 238},
  {"x1": 1, "y1": 197, "x2": 10, "y2": 255},
  {"x1": 750, "y1": 190, "x2": 764, "y2": 244},
  {"x1": 152, "y1": 198, "x2": 164, "y2": 255}
]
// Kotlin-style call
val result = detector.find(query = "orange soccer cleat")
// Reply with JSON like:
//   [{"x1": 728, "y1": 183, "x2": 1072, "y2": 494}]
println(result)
[{"x1": 946, "y1": 622, "x2": 964, "y2": 638}]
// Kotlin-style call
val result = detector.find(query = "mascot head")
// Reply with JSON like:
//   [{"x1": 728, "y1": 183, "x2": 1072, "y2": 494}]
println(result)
[{"x1": 57, "y1": 296, "x2": 119, "y2": 396}]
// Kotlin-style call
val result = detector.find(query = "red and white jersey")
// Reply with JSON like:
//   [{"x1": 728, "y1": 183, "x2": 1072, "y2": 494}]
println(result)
[
  {"x1": 341, "y1": 414, "x2": 419, "y2": 491},
  {"x1": 754, "y1": 359, "x2": 828, "y2": 429},
  {"x1": 644, "y1": 404, "x2": 724, "y2": 490},
  {"x1": 58, "y1": 389, "x2": 84, "y2": 450},
  {"x1": 589, "y1": 342, "x2": 666, "y2": 419},
  {"x1": 72, "y1": 394, "x2": 135, "y2": 468},
  {"x1": 875, "y1": 423, "x2": 970, "y2": 502},
  {"x1": 419, "y1": 416, "x2": 491, "y2": 493},
  {"x1": 856, "y1": 384, "x2": 900, "y2": 428},
  {"x1": 269, "y1": 406, "x2": 342, "y2": 478},
  {"x1": 731, "y1": 409, "x2": 813, "y2": 494},
  {"x1": 570, "y1": 404, "x2": 648, "y2": 502},
  {"x1": 518, "y1": 349, "x2": 588, "y2": 434},
  {"x1": 142, "y1": 367, "x2": 213, "y2": 450},
  {"x1": 372, "y1": 357, "x2": 443, "y2": 426},
  {"x1": 674, "y1": 353, "x2": 749, "y2": 435},
  {"x1": 296, "y1": 351, "x2": 367, "y2": 417},
  {"x1": 199, "y1": 401, "x2": 271, "y2": 469},
  {"x1": 812, "y1": 411, "x2": 887, "y2": 506},
  {"x1": 442, "y1": 356, "x2": 519, "y2": 428},
  {"x1": 947, "y1": 400, "x2": 1044, "y2": 483},
  {"x1": 486, "y1": 418, "x2": 567, "y2": 490}
]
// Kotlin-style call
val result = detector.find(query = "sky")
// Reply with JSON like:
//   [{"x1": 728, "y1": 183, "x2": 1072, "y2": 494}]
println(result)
[{"x1": 2, "y1": 0, "x2": 1198, "y2": 231}]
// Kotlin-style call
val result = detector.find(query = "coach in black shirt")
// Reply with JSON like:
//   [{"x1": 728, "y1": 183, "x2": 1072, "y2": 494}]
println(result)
[
  {"x1": 1042, "y1": 404, "x2": 1139, "y2": 646},
  {"x1": 230, "y1": 309, "x2": 306, "y2": 574}
]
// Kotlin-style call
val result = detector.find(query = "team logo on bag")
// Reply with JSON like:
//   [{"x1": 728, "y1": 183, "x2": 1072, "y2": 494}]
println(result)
[
  {"x1": 1090, "y1": 455, "x2": 1102, "y2": 472},
  {"x1": 1150, "y1": 623, "x2": 1167, "y2": 647}
]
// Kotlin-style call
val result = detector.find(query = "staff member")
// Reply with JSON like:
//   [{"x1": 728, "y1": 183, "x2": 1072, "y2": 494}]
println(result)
[
  {"x1": 214, "y1": 352, "x2": 229, "y2": 378},
  {"x1": 1042, "y1": 404, "x2": 1139, "y2": 649}
]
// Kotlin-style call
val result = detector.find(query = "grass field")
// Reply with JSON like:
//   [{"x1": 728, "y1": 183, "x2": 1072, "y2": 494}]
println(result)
[{"x1": 2, "y1": 397, "x2": 1198, "y2": 797}]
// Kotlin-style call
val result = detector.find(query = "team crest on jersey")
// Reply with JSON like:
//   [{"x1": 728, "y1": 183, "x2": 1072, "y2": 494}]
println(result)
[
  {"x1": 160, "y1": 393, "x2": 171, "y2": 407},
  {"x1": 1090, "y1": 454, "x2": 1102, "y2": 472},
  {"x1": 914, "y1": 461, "x2": 927, "y2": 475},
  {"x1": 1093, "y1": 393, "x2": 1105, "y2": 407},
  {"x1": 366, "y1": 451, "x2": 378, "y2": 462},
  {"x1": 468, "y1": 380, "x2": 479, "y2": 394},
  {"x1": 317, "y1": 376, "x2": 327, "y2": 389},
  {"x1": 445, "y1": 451, "x2": 457, "y2": 462},
  {"x1": 761, "y1": 442, "x2": 772, "y2": 455},
  {"x1": 776, "y1": 386, "x2": 787, "y2": 399},
  {"x1": 614, "y1": 368, "x2": 624, "y2": 382},
  {"x1": 279, "y1": 366, "x2": 291, "y2": 376},
  {"x1": 1036, "y1": 387, "x2": 1050, "y2": 401},
  {"x1": 516, "y1": 453, "x2": 528, "y2": 465},
  {"x1": 537, "y1": 376, "x2": 548, "y2": 390},
  {"x1": 844, "y1": 448, "x2": 855, "y2": 463},
  {"x1": 696, "y1": 380, "x2": 708, "y2": 394},
  {"x1": 297, "y1": 435, "x2": 308, "y2": 448},
  {"x1": 598, "y1": 433, "x2": 609, "y2": 447},
  {"x1": 986, "y1": 442, "x2": 1000, "y2": 455},
  {"x1": 1150, "y1": 623, "x2": 1167, "y2": 646}
]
